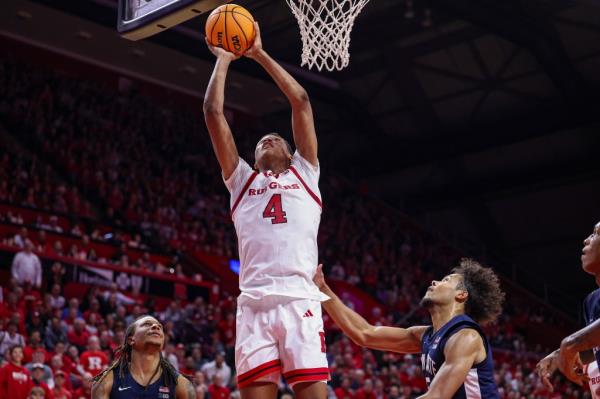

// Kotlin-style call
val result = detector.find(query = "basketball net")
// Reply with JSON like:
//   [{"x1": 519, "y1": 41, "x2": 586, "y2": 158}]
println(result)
[{"x1": 285, "y1": 0, "x2": 371, "y2": 72}]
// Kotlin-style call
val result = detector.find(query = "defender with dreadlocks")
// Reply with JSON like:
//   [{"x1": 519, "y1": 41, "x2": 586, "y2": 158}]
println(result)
[
  {"x1": 91, "y1": 316, "x2": 195, "y2": 399},
  {"x1": 314, "y1": 258, "x2": 505, "y2": 399}
]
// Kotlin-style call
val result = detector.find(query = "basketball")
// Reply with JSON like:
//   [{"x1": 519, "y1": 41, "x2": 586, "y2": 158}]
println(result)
[{"x1": 205, "y1": 4, "x2": 256, "y2": 55}]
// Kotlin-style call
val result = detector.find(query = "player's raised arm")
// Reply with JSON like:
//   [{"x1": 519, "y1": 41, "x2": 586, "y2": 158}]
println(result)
[
  {"x1": 417, "y1": 329, "x2": 485, "y2": 399},
  {"x1": 245, "y1": 22, "x2": 318, "y2": 166},
  {"x1": 314, "y1": 265, "x2": 426, "y2": 353},
  {"x1": 203, "y1": 41, "x2": 240, "y2": 179}
]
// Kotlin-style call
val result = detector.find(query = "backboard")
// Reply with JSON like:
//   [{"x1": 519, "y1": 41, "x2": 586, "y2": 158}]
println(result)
[{"x1": 118, "y1": 0, "x2": 230, "y2": 41}]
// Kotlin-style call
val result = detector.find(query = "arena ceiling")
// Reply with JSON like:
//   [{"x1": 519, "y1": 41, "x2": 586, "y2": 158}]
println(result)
[{"x1": 9, "y1": 0, "x2": 600, "y2": 314}]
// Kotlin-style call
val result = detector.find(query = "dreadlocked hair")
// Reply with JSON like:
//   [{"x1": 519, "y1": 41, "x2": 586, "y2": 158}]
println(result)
[
  {"x1": 452, "y1": 258, "x2": 505, "y2": 325},
  {"x1": 92, "y1": 316, "x2": 179, "y2": 389}
]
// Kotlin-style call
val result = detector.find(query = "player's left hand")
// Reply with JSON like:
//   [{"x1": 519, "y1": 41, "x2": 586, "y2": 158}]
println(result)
[
  {"x1": 244, "y1": 22, "x2": 263, "y2": 59},
  {"x1": 557, "y1": 346, "x2": 588, "y2": 386},
  {"x1": 206, "y1": 38, "x2": 240, "y2": 61}
]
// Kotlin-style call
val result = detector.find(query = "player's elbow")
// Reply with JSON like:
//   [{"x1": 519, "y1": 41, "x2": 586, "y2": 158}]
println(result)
[
  {"x1": 560, "y1": 334, "x2": 577, "y2": 352},
  {"x1": 203, "y1": 101, "x2": 223, "y2": 116},
  {"x1": 349, "y1": 328, "x2": 370, "y2": 347},
  {"x1": 291, "y1": 89, "x2": 310, "y2": 106},
  {"x1": 349, "y1": 333, "x2": 367, "y2": 347}
]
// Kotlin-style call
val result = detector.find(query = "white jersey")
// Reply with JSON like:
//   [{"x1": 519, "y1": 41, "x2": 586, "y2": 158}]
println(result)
[
  {"x1": 587, "y1": 360, "x2": 600, "y2": 399},
  {"x1": 224, "y1": 151, "x2": 329, "y2": 301}
]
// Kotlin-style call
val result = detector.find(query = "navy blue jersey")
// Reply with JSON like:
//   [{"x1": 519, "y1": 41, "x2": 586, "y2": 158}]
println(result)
[
  {"x1": 421, "y1": 314, "x2": 499, "y2": 399},
  {"x1": 110, "y1": 366, "x2": 178, "y2": 399},
  {"x1": 583, "y1": 288, "x2": 600, "y2": 365}
]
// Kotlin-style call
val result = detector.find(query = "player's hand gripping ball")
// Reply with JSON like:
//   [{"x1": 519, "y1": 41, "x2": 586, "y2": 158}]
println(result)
[{"x1": 205, "y1": 4, "x2": 256, "y2": 56}]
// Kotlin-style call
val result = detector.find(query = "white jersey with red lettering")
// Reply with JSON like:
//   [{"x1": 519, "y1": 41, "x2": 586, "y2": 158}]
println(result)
[
  {"x1": 587, "y1": 359, "x2": 600, "y2": 399},
  {"x1": 224, "y1": 151, "x2": 329, "y2": 302}
]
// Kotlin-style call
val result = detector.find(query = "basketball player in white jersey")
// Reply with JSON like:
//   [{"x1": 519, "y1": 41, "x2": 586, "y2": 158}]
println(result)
[{"x1": 203, "y1": 22, "x2": 329, "y2": 399}]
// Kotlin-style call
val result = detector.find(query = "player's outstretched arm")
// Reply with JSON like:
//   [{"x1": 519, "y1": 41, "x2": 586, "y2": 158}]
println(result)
[
  {"x1": 203, "y1": 41, "x2": 240, "y2": 179},
  {"x1": 245, "y1": 22, "x2": 318, "y2": 166},
  {"x1": 417, "y1": 329, "x2": 484, "y2": 399},
  {"x1": 175, "y1": 375, "x2": 197, "y2": 399},
  {"x1": 556, "y1": 319, "x2": 600, "y2": 385},
  {"x1": 535, "y1": 349, "x2": 560, "y2": 391},
  {"x1": 314, "y1": 265, "x2": 426, "y2": 353},
  {"x1": 91, "y1": 371, "x2": 113, "y2": 399}
]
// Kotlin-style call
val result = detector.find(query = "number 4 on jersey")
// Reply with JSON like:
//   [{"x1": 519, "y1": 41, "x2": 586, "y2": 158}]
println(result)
[{"x1": 263, "y1": 194, "x2": 287, "y2": 224}]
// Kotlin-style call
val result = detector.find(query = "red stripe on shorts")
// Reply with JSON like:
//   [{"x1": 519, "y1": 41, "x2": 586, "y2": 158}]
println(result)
[
  {"x1": 283, "y1": 367, "x2": 330, "y2": 383},
  {"x1": 237, "y1": 359, "x2": 281, "y2": 388}
]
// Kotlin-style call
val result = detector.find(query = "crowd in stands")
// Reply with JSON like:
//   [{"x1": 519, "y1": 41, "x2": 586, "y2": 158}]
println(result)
[{"x1": 0, "y1": 56, "x2": 589, "y2": 398}]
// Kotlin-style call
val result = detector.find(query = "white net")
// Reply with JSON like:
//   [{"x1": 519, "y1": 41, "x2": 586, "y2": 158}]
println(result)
[{"x1": 285, "y1": 0, "x2": 371, "y2": 72}]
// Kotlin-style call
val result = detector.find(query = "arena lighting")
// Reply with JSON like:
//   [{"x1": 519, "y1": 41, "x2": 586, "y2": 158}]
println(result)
[{"x1": 229, "y1": 259, "x2": 240, "y2": 275}]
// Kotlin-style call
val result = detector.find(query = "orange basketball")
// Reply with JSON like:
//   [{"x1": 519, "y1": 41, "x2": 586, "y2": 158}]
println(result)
[{"x1": 205, "y1": 4, "x2": 256, "y2": 55}]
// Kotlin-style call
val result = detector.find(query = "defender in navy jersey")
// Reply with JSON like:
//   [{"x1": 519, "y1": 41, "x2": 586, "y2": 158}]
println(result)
[
  {"x1": 537, "y1": 221, "x2": 600, "y2": 391},
  {"x1": 91, "y1": 316, "x2": 195, "y2": 399},
  {"x1": 314, "y1": 259, "x2": 505, "y2": 399}
]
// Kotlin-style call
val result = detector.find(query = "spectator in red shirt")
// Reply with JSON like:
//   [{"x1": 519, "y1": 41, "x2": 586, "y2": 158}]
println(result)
[
  {"x1": 66, "y1": 319, "x2": 90, "y2": 352},
  {"x1": 82, "y1": 299, "x2": 102, "y2": 324},
  {"x1": 0, "y1": 345, "x2": 34, "y2": 399},
  {"x1": 217, "y1": 312, "x2": 235, "y2": 349},
  {"x1": 355, "y1": 378, "x2": 376, "y2": 399},
  {"x1": 387, "y1": 384, "x2": 401, "y2": 399},
  {"x1": 78, "y1": 336, "x2": 108, "y2": 378},
  {"x1": 207, "y1": 374, "x2": 230, "y2": 399},
  {"x1": 23, "y1": 331, "x2": 48, "y2": 364},
  {"x1": 50, "y1": 343, "x2": 75, "y2": 375},
  {"x1": 179, "y1": 356, "x2": 197, "y2": 377},
  {"x1": 71, "y1": 377, "x2": 92, "y2": 399},
  {"x1": 51, "y1": 370, "x2": 72, "y2": 399},
  {"x1": 30, "y1": 363, "x2": 54, "y2": 399},
  {"x1": 49, "y1": 355, "x2": 73, "y2": 393},
  {"x1": 334, "y1": 377, "x2": 355, "y2": 399}
]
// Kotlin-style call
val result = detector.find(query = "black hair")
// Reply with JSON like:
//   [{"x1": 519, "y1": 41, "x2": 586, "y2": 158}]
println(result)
[{"x1": 452, "y1": 258, "x2": 505, "y2": 324}]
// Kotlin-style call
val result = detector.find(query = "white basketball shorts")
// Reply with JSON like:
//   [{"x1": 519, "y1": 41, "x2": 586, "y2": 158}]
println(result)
[{"x1": 235, "y1": 295, "x2": 330, "y2": 388}]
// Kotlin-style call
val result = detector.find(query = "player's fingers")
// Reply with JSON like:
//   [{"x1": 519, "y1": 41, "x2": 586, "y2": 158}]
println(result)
[
  {"x1": 254, "y1": 21, "x2": 260, "y2": 35},
  {"x1": 541, "y1": 375, "x2": 553, "y2": 392}
]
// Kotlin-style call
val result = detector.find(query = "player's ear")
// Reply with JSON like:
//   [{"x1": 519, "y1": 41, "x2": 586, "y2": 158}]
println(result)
[{"x1": 455, "y1": 290, "x2": 468, "y2": 303}]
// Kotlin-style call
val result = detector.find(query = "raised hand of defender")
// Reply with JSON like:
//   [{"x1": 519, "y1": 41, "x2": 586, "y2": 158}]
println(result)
[
  {"x1": 244, "y1": 22, "x2": 263, "y2": 59},
  {"x1": 535, "y1": 351, "x2": 559, "y2": 391},
  {"x1": 313, "y1": 264, "x2": 326, "y2": 291},
  {"x1": 557, "y1": 348, "x2": 588, "y2": 386},
  {"x1": 205, "y1": 38, "x2": 239, "y2": 61}
]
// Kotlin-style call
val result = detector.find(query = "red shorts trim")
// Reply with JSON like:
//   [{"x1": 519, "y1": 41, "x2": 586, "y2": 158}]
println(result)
[
  {"x1": 237, "y1": 359, "x2": 281, "y2": 388},
  {"x1": 283, "y1": 367, "x2": 330, "y2": 384}
]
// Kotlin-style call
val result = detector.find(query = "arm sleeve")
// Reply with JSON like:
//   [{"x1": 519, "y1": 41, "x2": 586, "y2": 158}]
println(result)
[{"x1": 223, "y1": 158, "x2": 255, "y2": 204}]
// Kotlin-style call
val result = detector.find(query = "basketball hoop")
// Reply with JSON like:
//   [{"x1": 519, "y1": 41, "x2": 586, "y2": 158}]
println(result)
[{"x1": 285, "y1": 0, "x2": 371, "y2": 72}]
